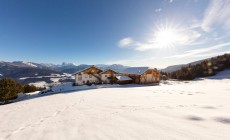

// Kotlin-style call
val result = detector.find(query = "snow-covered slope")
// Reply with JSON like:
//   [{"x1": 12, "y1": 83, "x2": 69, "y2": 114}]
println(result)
[
  {"x1": 207, "y1": 69, "x2": 230, "y2": 79},
  {"x1": 0, "y1": 71, "x2": 230, "y2": 140},
  {"x1": 21, "y1": 61, "x2": 38, "y2": 67},
  {"x1": 161, "y1": 64, "x2": 185, "y2": 73}
]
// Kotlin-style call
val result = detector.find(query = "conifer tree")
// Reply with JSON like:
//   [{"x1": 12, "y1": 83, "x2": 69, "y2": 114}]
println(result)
[{"x1": 0, "y1": 78, "x2": 23, "y2": 102}]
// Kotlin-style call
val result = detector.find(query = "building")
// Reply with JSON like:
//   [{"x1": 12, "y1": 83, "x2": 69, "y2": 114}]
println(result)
[
  {"x1": 115, "y1": 76, "x2": 133, "y2": 84},
  {"x1": 73, "y1": 66, "x2": 160, "y2": 86},
  {"x1": 100, "y1": 69, "x2": 117, "y2": 84},
  {"x1": 73, "y1": 66, "x2": 102, "y2": 85},
  {"x1": 120, "y1": 67, "x2": 160, "y2": 84}
]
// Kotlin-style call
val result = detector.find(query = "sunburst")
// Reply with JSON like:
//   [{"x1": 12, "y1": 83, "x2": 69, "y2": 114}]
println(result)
[{"x1": 153, "y1": 24, "x2": 181, "y2": 48}]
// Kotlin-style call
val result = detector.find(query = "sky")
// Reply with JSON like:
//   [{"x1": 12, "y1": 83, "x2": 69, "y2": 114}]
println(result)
[{"x1": 0, "y1": 0, "x2": 230, "y2": 68}]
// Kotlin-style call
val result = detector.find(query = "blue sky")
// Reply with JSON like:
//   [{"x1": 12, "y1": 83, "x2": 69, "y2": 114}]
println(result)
[{"x1": 0, "y1": 0, "x2": 230, "y2": 68}]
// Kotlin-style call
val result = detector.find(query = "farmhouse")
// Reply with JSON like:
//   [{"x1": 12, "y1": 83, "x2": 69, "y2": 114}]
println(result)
[
  {"x1": 100, "y1": 69, "x2": 117, "y2": 84},
  {"x1": 73, "y1": 66, "x2": 160, "y2": 85},
  {"x1": 120, "y1": 67, "x2": 160, "y2": 84},
  {"x1": 73, "y1": 66, "x2": 102, "y2": 85}
]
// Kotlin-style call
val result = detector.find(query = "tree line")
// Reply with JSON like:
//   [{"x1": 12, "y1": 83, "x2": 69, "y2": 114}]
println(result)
[
  {"x1": 166, "y1": 53, "x2": 230, "y2": 80},
  {"x1": 0, "y1": 78, "x2": 43, "y2": 102}
]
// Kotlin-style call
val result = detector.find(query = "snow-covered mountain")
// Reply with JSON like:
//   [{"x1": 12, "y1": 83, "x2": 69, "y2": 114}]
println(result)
[
  {"x1": 0, "y1": 61, "x2": 129, "y2": 84},
  {"x1": 0, "y1": 61, "x2": 64, "y2": 84},
  {"x1": 58, "y1": 64, "x2": 129, "y2": 74},
  {"x1": 97, "y1": 64, "x2": 129, "y2": 72},
  {"x1": 14, "y1": 61, "x2": 38, "y2": 67},
  {"x1": 38, "y1": 62, "x2": 77, "y2": 70}
]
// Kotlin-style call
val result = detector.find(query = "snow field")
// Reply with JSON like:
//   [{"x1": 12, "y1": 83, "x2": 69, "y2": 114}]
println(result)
[{"x1": 0, "y1": 71, "x2": 230, "y2": 140}]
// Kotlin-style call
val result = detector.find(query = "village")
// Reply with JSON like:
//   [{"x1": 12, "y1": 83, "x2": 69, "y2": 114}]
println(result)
[
  {"x1": 37, "y1": 65, "x2": 162, "y2": 94},
  {"x1": 72, "y1": 65, "x2": 161, "y2": 86}
]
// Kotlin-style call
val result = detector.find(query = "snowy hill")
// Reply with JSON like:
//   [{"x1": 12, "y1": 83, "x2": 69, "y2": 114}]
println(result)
[
  {"x1": 203, "y1": 69, "x2": 230, "y2": 79},
  {"x1": 1, "y1": 70, "x2": 230, "y2": 140}
]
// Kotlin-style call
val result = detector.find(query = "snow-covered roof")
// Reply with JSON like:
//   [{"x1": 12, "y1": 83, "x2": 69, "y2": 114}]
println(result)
[
  {"x1": 121, "y1": 67, "x2": 149, "y2": 75},
  {"x1": 73, "y1": 65, "x2": 102, "y2": 75},
  {"x1": 116, "y1": 76, "x2": 132, "y2": 81},
  {"x1": 99, "y1": 69, "x2": 117, "y2": 74}
]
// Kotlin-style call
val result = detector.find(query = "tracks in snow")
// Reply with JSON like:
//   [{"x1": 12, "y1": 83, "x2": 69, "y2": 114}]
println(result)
[{"x1": 3, "y1": 96, "x2": 85, "y2": 140}]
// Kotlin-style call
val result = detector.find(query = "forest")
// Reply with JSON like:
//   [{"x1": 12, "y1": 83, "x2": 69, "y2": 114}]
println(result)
[{"x1": 167, "y1": 53, "x2": 230, "y2": 80}]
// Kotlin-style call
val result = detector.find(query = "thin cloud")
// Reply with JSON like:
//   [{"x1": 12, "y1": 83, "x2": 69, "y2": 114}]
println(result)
[
  {"x1": 201, "y1": 0, "x2": 230, "y2": 32},
  {"x1": 118, "y1": 27, "x2": 201, "y2": 51},
  {"x1": 155, "y1": 8, "x2": 162, "y2": 12},
  {"x1": 118, "y1": 37, "x2": 133, "y2": 47},
  {"x1": 166, "y1": 42, "x2": 230, "y2": 58}
]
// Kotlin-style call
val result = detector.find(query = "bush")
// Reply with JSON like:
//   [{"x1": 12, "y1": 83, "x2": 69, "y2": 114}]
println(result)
[
  {"x1": 23, "y1": 84, "x2": 37, "y2": 93},
  {"x1": 0, "y1": 78, "x2": 23, "y2": 102},
  {"x1": 108, "y1": 75, "x2": 117, "y2": 84}
]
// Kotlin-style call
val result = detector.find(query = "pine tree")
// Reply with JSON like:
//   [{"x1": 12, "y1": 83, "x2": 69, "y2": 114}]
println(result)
[{"x1": 0, "y1": 78, "x2": 23, "y2": 102}]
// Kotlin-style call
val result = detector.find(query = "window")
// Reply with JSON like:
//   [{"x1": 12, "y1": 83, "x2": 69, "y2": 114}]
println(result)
[
  {"x1": 78, "y1": 75, "x2": 82, "y2": 81},
  {"x1": 105, "y1": 75, "x2": 107, "y2": 77}
]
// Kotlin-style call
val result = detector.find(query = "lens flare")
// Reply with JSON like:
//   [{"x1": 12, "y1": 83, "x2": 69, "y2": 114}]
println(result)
[
  {"x1": 151, "y1": 23, "x2": 191, "y2": 49},
  {"x1": 155, "y1": 27, "x2": 177, "y2": 48}
]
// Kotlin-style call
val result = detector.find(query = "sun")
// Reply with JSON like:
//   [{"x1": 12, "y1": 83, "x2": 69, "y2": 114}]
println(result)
[{"x1": 153, "y1": 25, "x2": 180, "y2": 48}]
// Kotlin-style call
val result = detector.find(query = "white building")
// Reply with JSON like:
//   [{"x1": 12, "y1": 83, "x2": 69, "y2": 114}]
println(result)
[
  {"x1": 73, "y1": 66, "x2": 102, "y2": 86},
  {"x1": 99, "y1": 69, "x2": 117, "y2": 84}
]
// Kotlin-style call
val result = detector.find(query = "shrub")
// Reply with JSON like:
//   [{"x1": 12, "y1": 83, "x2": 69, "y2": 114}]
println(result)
[
  {"x1": 0, "y1": 78, "x2": 23, "y2": 102},
  {"x1": 23, "y1": 84, "x2": 37, "y2": 93},
  {"x1": 108, "y1": 75, "x2": 117, "y2": 84}
]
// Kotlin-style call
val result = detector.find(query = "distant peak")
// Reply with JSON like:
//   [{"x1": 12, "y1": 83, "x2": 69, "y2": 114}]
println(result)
[
  {"x1": 22, "y1": 61, "x2": 37, "y2": 67},
  {"x1": 61, "y1": 62, "x2": 76, "y2": 66}
]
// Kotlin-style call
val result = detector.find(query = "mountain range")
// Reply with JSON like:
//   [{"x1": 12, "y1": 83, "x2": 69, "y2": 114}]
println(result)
[
  {"x1": 0, "y1": 61, "x2": 129, "y2": 84},
  {"x1": 1, "y1": 55, "x2": 225, "y2": 85}
]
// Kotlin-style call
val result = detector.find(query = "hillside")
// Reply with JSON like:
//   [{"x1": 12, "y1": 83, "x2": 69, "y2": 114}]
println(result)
[
  {"x1": 167, "y1": 53, "x2": 230, "y2": 80},
  {"x1": 0, "y1": 70, "x2": 230, "y2": 140},
  {"x1": 161, "y1": 59, "x2": 210, "y2": 73}
]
